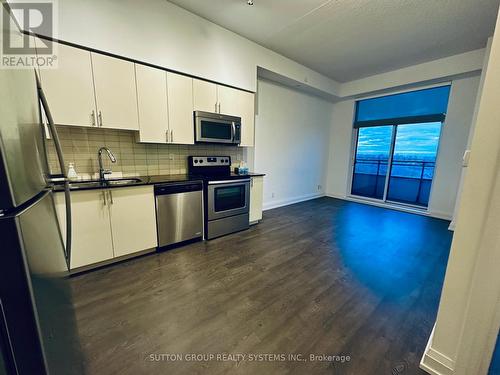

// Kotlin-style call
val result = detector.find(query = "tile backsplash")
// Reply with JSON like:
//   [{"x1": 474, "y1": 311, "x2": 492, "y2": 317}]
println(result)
[{"x1": 47, "y1": 126, "x2": 245, "y2": 178}]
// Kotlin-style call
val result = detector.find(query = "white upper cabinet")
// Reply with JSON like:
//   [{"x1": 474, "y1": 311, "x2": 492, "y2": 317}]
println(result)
[
  {"x1": 38, "y1": 41, "x2": 97, "y2": 127},
  {"x1": 193, "y1": 79, "x2": 218, "y2": 113},
  {"x1": 37, "y1": 40, "x2": 254, "y2": 144},
  {"x1": 135, "y1": 64, "x2": 169, "y2": 143},
  {"x1": 218, "y1": 86, "x2": 255, "y2": 147},
  {"x1": 217, "y1": 85, "x2": 240, "y2": 116},
  {"x1": 108, "y1": 186, "x2": 157, "y2": 258},
  {"x1": 238, "y1": 91, "x2": 255, "y2": 147},
  {"x1": 135, "y1": 68, "x2": 194, "y2": 145},
  {"x1": 91, "y1": 53, "x2": 139, "y2": 131},
  {"x1": 167, "y1": 72, "x2": 195, "y2": 144}
]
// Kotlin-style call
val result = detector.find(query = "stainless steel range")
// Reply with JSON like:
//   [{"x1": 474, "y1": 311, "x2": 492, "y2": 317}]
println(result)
[{"x1": 188, "y1": 156, "x2": 250, "y2": 239}]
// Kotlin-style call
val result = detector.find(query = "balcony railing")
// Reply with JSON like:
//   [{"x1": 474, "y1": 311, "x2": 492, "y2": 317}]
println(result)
[{"x1": 352, "y1": 158, "x2": 436, "y2": 207}]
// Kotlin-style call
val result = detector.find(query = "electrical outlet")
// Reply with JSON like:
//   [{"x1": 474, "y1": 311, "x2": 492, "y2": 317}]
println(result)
[{"x1": 168, "y1": 154, "x2": 174, "y2": 161}]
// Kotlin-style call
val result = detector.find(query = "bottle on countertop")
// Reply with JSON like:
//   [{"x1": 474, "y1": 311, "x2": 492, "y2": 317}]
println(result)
[
  {"x1": 233, "y1": 160, "x2": 249, "y2": 175},
  {"x1": 238, "y1": 161, "x2": 249, "y2": 175},
  {"x1": 67, "y1": 162, "x2": 78, "y2": 180}
]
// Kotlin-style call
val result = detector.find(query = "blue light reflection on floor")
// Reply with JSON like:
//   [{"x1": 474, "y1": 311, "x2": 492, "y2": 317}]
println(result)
[{"x1": 330, "y1": 201, "x2": 452, "y2": 301}]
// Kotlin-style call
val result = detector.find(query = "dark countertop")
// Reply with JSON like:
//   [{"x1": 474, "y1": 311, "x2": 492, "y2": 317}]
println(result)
[
  {"x1": 53, "y1": 172, "x2": 265, "y2": 192},
  {"x1": 225, "y1": 172, "x2": 266, "y2": 179}
]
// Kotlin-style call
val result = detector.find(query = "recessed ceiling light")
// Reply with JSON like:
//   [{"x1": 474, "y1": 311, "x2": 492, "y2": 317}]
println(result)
[{"x1": 247, "y1": 0, "x2": 254, "y2": 5}]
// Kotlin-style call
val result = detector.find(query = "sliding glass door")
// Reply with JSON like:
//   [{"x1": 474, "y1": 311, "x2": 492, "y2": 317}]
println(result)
[
  {"x1": 351, "y1": 126, "x2": 393, "y2": 200},
  {"x1": 386, "y1": 122, "x2": 441, "y2": 206},
  {"x1": 350, "y1": 85, "x2": 451, "y2": 209},
  {"x1": 350, "y1": 122, "x2": 442, "y2": 208}
]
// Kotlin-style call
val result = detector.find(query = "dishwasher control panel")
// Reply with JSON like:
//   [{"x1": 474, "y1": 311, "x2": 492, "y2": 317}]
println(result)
[{"x1": 154, "y1": 181, "x2": 202, "y2": 195}]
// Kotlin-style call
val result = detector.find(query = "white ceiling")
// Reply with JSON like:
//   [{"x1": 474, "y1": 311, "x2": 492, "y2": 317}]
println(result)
[{"x1": 167, "y1": 0, "x2": 500, "y2": 82}]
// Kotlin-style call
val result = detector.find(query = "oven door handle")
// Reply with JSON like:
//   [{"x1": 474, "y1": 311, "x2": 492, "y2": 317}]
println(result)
[{"x1": 208, "y1": 179, "x2": 251, "y2": 185}]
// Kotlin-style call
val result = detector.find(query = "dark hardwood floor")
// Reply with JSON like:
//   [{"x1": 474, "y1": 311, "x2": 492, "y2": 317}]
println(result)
[{"x1": 70, "y1": 197, "x2": 452, "y2": 375}]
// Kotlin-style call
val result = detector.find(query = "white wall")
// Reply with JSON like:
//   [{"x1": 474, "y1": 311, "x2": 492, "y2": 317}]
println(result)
[
  {"x1": 326, "y1": 75, "x2": 480, "y2": 219},
  {"x1": 37, "y1": 0, "x2": 339, "y2": 96},
  {"x1": 10, "y1": 0, "x2": 487, "y2": 216},
  {"x1": 421, "y1": 10, "x2": 500, "y2": 374},
  {"x1": 254, "y1": 80, "x2": 332, "y2": 210},
  {"x1": 449, "y1": 38, "x2": 494, "y2": 230},
  {"x1": 12, "y1": 0, "x2": 485, "y2": 100},
  {"x1": 429, "y1": 75, "x2": 481, "y2": 218},
  {"x1": 326, "y1": 100, "x2": 355, "y2": 197},
  {"x1": 341, "y1": 49, "x2": 484, "y2": 98}
]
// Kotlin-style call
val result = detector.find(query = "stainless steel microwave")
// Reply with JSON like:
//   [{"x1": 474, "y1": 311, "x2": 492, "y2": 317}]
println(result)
[{"x1": 194, "y1": 111, "x2": 241, "y2": 145}]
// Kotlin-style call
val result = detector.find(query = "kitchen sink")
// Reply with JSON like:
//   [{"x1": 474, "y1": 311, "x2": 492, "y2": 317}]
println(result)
[
  {"x1": 67, "y1": 178, "x2": 143, "y2": 189},
  {"x1": 67, "y1": 181, "x2": 103, "y2": 189},
  {"x1": 105, "y1": 178, "x2": 142, "y2": 185}
]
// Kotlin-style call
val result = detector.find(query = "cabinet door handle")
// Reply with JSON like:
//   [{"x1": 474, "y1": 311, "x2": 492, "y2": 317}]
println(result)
[
  {"x1": 109, "y1": 190, "x2": 113, "y2": 205},
  {"x1": 215, "y1": 102, "x2": 218, "y2": 112},
  {"x1": 91, "y1": 110, "x2": 96, "y2": 126},
  {"x1": 170, "y1": 129, "x2": 173, "y2": 143},
  {"x1": 166, "y1": 130, "x2": 169, "y2": 143},
  {"x1": 98, "y1": 111, "x2": 103, "y2": 127},
  {"x1": 102, "y1": 190, "x2": 107, "y2": 206},
  {"x1": 218, "y1": 102, "x2": 221, "y2": 114}
]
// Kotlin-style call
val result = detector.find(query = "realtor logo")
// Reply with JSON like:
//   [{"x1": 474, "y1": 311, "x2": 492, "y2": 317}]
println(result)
[{"x1": 1, "y1": 0, "x2": 58, "y2": 69}]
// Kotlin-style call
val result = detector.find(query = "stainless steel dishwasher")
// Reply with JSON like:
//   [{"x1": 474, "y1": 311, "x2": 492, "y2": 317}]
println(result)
[{"x1": 155, "y1": 181, "x2": 203, "y2": 247}]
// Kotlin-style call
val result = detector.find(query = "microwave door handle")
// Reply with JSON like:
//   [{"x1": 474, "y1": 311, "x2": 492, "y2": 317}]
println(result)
[
  {"x1": 36, "y1": 72, "x2": 72, "y2": 270},
  {"x1": 232, "y1": 122, "x2": 236, "y2": 142}
]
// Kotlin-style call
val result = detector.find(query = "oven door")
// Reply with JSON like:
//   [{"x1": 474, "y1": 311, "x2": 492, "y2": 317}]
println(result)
[{"x1": 207, "y1": 179, "x2": 250, "y2": 221}]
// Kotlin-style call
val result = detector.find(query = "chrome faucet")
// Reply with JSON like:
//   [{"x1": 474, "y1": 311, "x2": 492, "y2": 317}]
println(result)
[{"x1": 98, "y1": 147, "x2": 117, "y2": 181}]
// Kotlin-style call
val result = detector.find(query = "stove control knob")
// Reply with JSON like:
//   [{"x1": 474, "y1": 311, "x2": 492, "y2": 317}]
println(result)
[
  {"x1": 194, "y1": 160, "x2": 198, "y2": 164},
  {"x1": 199, "y1": 160, "x2": 204, "y2": 164}
]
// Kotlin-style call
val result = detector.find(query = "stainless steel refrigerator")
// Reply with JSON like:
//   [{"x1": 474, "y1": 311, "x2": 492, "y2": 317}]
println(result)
[{"x1": 0, "y1": 7, "x2": 82, "y2": 374}]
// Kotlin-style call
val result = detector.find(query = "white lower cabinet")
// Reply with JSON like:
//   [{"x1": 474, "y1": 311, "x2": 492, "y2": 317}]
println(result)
[
  {"x1": 108, "y1": 186, "x2": 157, "y2": 257},
  {"x1": 55, "y1": 189, "x2": 114, "y2": 269},
  {"x1": 249, "y1": 176, "x2": 263, "y2": 224},
  {"x1": 55, "y1": 186, "x2": 157, "y2": 270}
]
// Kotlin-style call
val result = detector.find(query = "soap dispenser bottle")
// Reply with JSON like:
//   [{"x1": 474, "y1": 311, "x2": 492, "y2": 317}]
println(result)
[{"x1": 67, "y1": 162, "x2": 78, "y2": 180}]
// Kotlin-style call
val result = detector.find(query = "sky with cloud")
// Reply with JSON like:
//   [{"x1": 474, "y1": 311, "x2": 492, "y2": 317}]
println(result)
[{"x1": 357, "y1": 123, "x2": 441, "y2": 159}]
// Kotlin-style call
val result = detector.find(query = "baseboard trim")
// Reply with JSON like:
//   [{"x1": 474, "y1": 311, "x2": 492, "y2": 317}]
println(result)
[
  {"x1": 70, "y1": 247, "x2": 157, "y2": 275},
  {"x1": 326, "y1": 192, "x2": 346, "y2": 200},
  {"x1": 263, "y1": 193, "x2": 325, "y2": 211},
  {"x1": 429, "y1": 210, "x2": 454, "y2": 221},
  {"x1": 325, "y1": 193, "x2": 452, "y2": 221},
  {"x1": 420, "y1": 326, "x2": 455, "y2": 375}
]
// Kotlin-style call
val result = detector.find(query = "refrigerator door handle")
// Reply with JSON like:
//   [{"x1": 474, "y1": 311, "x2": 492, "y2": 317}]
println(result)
[{"x1": 35, "y1": 72, "x2": 72, "y2": 270}]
